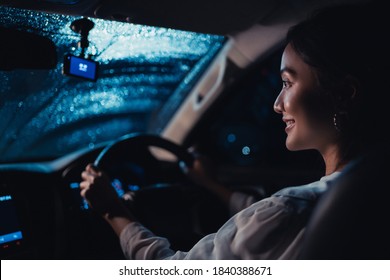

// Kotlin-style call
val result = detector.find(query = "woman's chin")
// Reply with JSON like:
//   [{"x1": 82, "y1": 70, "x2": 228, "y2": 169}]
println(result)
[{"x1": 285, "y1": 140, "x2": 302, "y2": 151}]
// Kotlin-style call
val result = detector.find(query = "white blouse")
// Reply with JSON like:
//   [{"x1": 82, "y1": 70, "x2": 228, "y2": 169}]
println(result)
[{"x1": 119, "y1": 172, "x2": 341, "y2": 260}]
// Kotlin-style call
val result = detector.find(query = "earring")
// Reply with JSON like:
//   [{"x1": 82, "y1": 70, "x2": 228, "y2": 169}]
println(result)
[{"x1": 333, "y1": 111, "x2": 348, "y2": 132}]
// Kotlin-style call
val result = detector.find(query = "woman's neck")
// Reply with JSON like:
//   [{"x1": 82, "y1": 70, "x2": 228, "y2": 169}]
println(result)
[{"x1": 321, "y1": 145, "x2": 348, "y2": 176}]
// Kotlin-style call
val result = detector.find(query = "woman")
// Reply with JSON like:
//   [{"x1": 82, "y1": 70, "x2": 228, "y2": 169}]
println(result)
[{"x1": 80, "y1": 3, "x2": 387, "y2": 259}]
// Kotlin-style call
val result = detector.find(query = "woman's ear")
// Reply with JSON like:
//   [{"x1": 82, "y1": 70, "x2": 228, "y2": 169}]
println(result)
[
  {"x1": 334, "y1": 75, "x2": 359, "y2": 108},
  {"x1": 343, "y1": 74, "x2": 359, "y2": 100}
]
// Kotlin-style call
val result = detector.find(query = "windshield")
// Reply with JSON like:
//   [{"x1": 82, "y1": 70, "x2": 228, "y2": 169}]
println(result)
[{"x1": 0, "y1": 7, "x2": 225, "y2": 163}]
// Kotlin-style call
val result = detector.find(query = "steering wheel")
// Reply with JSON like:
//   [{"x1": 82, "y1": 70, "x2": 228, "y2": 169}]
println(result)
[
  {"x1": 92, "y1": 133, "x2": 229, "y2": 250},
  {"x1": 93, "y1": 133, "x2": 210, "y2": 250},
  {"x1": 94, "y1": 133, "x2": 194, "y2": 186}
]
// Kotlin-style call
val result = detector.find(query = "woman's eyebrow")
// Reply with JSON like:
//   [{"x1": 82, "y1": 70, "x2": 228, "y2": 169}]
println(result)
[{"x1": 280, "y1": 67, "x2": 296, "y2": 76}]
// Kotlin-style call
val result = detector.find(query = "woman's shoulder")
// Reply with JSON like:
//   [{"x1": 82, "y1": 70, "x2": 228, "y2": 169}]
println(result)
[
  {"x1": 231, "y1": 172, "x2": 342, "y2": 225},
  {"x1": 272, "y1": 171, "x2": 341, "y2": 201}
]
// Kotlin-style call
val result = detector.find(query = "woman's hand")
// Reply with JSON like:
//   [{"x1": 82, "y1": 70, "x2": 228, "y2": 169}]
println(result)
[
  {"x1": 180, "y1": 153, "x2": 233, "y2": 205},
  {"x1": 80, "y1": 163, "x2": 135, "y2": 236},
  {"x1": 80, "y1": 163, "x2": 132, "y2": 217},
  {"x1": 180, "y1": 155, "x2": 216, "y2": 188}
]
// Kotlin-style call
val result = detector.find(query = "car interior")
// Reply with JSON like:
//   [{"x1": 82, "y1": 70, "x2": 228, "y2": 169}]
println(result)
[{"x1": 1, "y1": 0, "x2": 388, "y2": 260}]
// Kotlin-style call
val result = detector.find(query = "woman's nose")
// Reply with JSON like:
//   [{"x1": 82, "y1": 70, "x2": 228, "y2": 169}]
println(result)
[{"x1": 273, "y1": 91, "x2": 284, "y2": 114}]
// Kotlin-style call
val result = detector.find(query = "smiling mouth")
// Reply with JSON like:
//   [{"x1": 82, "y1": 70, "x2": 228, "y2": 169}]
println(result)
[{"x1": 284, "y1": 120, "x2": 295, "y2": 132}]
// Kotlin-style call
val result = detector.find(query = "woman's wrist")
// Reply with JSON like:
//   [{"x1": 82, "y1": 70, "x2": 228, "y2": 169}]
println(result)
[{"x1": 102, "y1": 200, "x2": 136, "y2": 236}]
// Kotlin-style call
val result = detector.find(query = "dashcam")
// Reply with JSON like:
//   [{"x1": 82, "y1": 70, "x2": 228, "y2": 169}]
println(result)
[{"x1": 63, "y1": 54, "x2": 98, "y2": 81}]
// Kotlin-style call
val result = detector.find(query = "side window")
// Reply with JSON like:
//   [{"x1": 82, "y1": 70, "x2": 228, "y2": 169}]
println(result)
[{"x1": 195, "y1": 49, "x2": 323, "y2": 194}]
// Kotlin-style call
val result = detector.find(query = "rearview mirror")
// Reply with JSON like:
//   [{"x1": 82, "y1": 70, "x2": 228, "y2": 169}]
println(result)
[{"x1": 0, "y1": 27, "x2": 57, "y2": 70}]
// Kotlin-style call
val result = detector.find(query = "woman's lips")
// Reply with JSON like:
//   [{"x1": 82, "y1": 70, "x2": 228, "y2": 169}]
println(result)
[{"x1": 283, "y1": 118, "x2": 295, "y2": 133}]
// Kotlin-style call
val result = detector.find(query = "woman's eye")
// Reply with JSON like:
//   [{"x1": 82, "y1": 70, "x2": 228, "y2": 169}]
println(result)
[{"x1": 282, "y1": 80, "x2": 290, "y2": 88}]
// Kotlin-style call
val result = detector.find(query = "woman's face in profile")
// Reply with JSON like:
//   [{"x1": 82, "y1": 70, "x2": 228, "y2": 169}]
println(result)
[{"x1": 274, "y1": 43, "x2": 337, "y2": 153}]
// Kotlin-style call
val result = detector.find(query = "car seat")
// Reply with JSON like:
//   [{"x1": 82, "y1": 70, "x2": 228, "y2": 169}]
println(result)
[{"x1": 299, "y1": 148, "x2": 390, "y2": 259}]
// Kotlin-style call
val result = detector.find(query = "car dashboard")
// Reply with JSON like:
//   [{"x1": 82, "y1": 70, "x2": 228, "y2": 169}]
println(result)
[
  {"x1": 0, "y1": 146, "x2": 100, "y2": 259},
  {"x1": 0, "y1": 143, "x2": 231, "y2": 260}
]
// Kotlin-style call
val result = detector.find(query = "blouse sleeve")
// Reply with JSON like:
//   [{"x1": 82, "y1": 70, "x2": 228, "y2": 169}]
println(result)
[
  {"x1": 229, "y1": 191, "x2": 258, "y2": 215},
  {"x1": 119, "y1": 195, "x2": 306, "y2": 260}
]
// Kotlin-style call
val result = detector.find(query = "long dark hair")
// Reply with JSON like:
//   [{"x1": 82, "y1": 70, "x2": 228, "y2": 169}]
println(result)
[{"x1": 286, "y1": 2, "x2": 387, "y2": 162}]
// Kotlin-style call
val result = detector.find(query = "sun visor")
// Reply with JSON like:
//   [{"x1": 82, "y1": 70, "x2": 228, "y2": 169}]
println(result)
[
  {"x1": 93, "y1": 0, "x2": 278, "y2": 35},
  {"x1": 0, "y1": 27, "x2": 57, "y2": 70}
]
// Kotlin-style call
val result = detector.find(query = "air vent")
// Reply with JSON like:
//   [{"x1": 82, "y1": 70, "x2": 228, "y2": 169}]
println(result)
[{"x1": 41, "y1": 0, "x2": 81, "y2": 4}]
